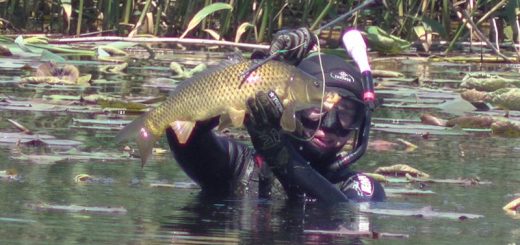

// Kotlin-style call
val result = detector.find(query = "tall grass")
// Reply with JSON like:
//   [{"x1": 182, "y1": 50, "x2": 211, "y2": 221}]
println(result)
[{"x1": 0, "y1": 0, "x2": 516, "y2": 46}]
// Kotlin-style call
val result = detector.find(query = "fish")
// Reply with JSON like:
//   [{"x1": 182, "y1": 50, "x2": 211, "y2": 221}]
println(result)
[{"x1": 116, "y1": 58, "x2": 340, "y2": 166}]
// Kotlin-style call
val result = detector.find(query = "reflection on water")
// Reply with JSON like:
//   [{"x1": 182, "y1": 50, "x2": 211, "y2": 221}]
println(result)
[{"x1": 0, "y1": 55, "x2": 519, "y2": 244}]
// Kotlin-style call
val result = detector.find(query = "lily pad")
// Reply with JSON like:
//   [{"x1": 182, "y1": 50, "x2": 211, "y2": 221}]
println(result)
[
  {"x1": 0, "y1": 99, "x2": 104, "y2": 113},
  {"x1": 20, "y1": 62, "x2": 91, "y2": 86},
  {"x1": 373, "y1": 122, "x2": 466, "y2": 136},
  {"x1": 365, "y1": 26, "x2": 412, "y2": 54},
  {"x1": 12, "y1": 150, "x2": 137, "y2": 164},
  {"x1": 489, "y1": 88, "x2": 520, "y2": 111},
  {"x1": 304, "y1": 227, "x2": 409, "y2": 239},
  {"x1": 27, "y1": 203, "x2": 127, "y2": 215},
  {"x1": 0, "y1": 132, "x2": 82, "y2": 147},
  {"x1": 503, "y1": 197, "x2": 520, "y2": 216},
  {"x1": 359, "y1": 206, "x2": 483, "y2": 220},
  {"x1": 384, "y1": 188, "x2": 436, "y2": 197},
  {"x1": 491, "y1": 121, "x2": 520, "y2": 138},
  {"x1": 405, "y1": 174, "x2": 492, "y2": 185},
  {"x1": 446, "y1": 115, "x2": 495, "y2": 128},
  {"x1": 375, "y1": 164, "x2": 430, "y2": 178},
  {"x1": 74, "y1": 174, "x2": 115, "y2": 184},
  {"x1": 149, "y1": 181, "x2": 199, "y2": 189},
  {"x1": 0, "y1": 217, "x2": 36, "y2": 223},
  {"x1": 461, "y1": 73, "x2": 520, "y2": 92}
]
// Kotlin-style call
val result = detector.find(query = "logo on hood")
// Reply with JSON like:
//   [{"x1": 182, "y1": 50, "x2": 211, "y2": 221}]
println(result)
[{"x1": 329, "y1": 71, "x2": 355, "y2": 83}]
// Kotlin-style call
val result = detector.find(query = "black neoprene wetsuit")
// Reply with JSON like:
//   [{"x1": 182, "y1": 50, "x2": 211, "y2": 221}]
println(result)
[{"x1": 166, "y1": 55, "x2": 386, "y2": 204}]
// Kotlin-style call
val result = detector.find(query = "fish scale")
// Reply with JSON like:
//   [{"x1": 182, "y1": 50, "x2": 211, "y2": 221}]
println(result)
[{"x1": 116, "y1": 59, "x2": 339, "y2": 166}]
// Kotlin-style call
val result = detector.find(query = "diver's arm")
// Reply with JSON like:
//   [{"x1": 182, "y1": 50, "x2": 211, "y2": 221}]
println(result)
[
  {"x1": 166, "y1": 118, "x2": 252, "y2": 194},
  {"x1": 265, "y1": 138, "x2": 350, "y2": 205}
]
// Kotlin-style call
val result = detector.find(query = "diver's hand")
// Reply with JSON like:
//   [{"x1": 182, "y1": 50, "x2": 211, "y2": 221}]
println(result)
[
  {"x1": 245, "y1": 91, "x2": 285, "y2": 155},
  {"x1": 270, "y1": 27, "x2": 317, "y2": 65}
]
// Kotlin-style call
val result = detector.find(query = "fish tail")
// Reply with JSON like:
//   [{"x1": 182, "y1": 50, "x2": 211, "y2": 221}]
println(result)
[{"x1": 115, "y1": 115, "x2": 158, "y2": 167}]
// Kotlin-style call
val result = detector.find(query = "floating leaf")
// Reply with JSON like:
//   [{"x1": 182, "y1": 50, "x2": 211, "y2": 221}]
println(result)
[
  {"x1": 0, "y1": 44, "x2": 12, "y2": 56},
  {"x1": 24, "y1": 36, "x2": 48, "y2": 44},
  {"x1": 27, "y1": 203, "x2": 127, "y2": 215},
  {"x1": 40, "y1": 50, "x2": 66, "y2": 62},
  {"x1": 461, "y1": 73, "x2": 519, "y2": 92},
  {"x1": 304, "y1": 227, "x2": 409, "y2": 239},
  {"x1": 7, "y1": 118, "x2": 32, "y2": 134},
  {"x1": 149, "y1": 181, "x2": 199, "y2": 189},
  {"x1": 169, "y1": 62, "x2": 185, "y2": 74},
  {"x1": 180, "y1": 3, "x2": 233, "y2": 38},
  {"x1": 74, "y1": 174, "x2": 115, "y2": 184},
  {"x1": 384, "y1": 188, "x2": 436, "y2": 197},
  {"x1": 170, "y1": 62, "x2": 207, "y2": 79},
  {"x1": 489, "y1": 88, "x2": 520, "y2": 111},
  {"x1": 77, "y1": 74, "x2": 92, "y2": 84},
  {"x1": 12, "y1": 151, "x2": 136, "y2": 164},
  {"x1": 97, "y1": 98, "x2": 147, "y2": 111},
  {"x1": 373, "y1": 122, "x2": 466, "y2": 136},
  {"x1": 72, "y1": 118, "x2": 131, "y2": 126},
  {"x1": 102, "y1": 42, "x2": 138, "y2": 50},
  {"x1": 0, "y1": 132, "x2": 82, "y2": 147},
  {"x1": 97, "y1": 47, "x2": 110, "y2": 57},
  {"x1": 446, "y1": 115, "x2": 495, "y2": 129},
  {"x1": 420, "y1": 113, "x2": 447, "y2": 126},
  {"x1": 375, "y1": 164, "x2": 430, "y2": 178},
  {"x1": 99, "y1": 62, "x2": 128, "y2": 74},
  {"x1": 396, "y1": 138, "x2": 417, "y2": 152},
  {"x1": 491, "y1": 121, "x2": 520, "y2": 138},
  {"x1": 21, "y1": 62, "x2": 90, "y2": 86},
  {"x1": 362, "y1": 172, "x2": 388, "y2": 183},
  {"x1": 359, "y1": 206, "x2": 483, "y2": 220},
  {"x1": 14, "y1": 36, "x2": 33, "y2": 53},
  {"x1": 372, "y1": 69, "x2": 405, "y2": 78},
  {"x1": 461, "y1": 89, "x2": 490, "y2": 103},
  {"x1": 405, "y1": 174, "x2": 492, "y2": 185},
  {"x1": 0, "y1": 169, "x2": 19, "y2": 181},
  {"x1": 365, "y1": 26, "x2": 411, "y2": 54},
  {"x1": 74, "y1": 174, "x2": 93, "y2": 183},
  {"x1": 0, "y1": 217, "x2": 36, "y2": 223},
  {"x1": 503, "y1": 197, "x2": 520, "y2": 215},
  {"x1": 437, "y1": 97, "x2": 477, "y2": 116}
]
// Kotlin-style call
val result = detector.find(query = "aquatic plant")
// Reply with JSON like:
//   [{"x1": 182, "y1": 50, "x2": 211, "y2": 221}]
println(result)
[{"x1": 0, "y1": 0, "x2": 517, "y2": 56}]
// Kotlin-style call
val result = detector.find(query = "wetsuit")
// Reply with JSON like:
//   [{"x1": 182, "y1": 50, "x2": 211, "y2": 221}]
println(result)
[{"x1": 166, "y1": 54, "x2": 386, "y2": 204}]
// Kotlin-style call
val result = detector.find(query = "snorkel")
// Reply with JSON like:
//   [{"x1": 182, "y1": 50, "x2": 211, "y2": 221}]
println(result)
[{"x1": 329, "y1": 29, "x2": 375, "y2": 172}]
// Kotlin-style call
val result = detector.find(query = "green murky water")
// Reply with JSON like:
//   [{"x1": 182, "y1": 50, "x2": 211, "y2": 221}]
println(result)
[{"x1": 0, "y1": 53, "x2": 519, "y2": 244}]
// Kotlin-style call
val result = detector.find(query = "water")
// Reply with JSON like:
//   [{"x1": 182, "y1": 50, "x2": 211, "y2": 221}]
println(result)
[{"x1": 0, "y1": 52, "x2": 519, "y2": 244}]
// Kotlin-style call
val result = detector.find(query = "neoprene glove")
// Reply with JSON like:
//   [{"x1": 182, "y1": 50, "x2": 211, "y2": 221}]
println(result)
[
  {"x1": 244, "y1": 91, "x2": 285, "y2": 158},
  {"x1": 269, "y1": 27, "x2": 317, "y2": 65}
]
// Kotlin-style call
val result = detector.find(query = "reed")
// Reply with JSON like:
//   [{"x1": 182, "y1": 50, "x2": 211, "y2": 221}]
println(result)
[{"x1": 0, "y1": 0, "x2": 513, "y2": 53}]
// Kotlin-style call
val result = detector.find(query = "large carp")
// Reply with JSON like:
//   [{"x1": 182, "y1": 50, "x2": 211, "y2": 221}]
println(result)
[{"x1": 116, "y1": 59, "x2": 340, "y2": 166}]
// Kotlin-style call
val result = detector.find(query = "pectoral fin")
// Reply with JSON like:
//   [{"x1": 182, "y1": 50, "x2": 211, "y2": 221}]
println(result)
[
  {"x1": 170, "y1": 120, "x2": 196, "y2": 144},
  {"x1": 280, "y1": 103, "x2": 297, "y2": 132},
  {"x1": 228, "y1": 108, "x2": 246, "y2": 127}
]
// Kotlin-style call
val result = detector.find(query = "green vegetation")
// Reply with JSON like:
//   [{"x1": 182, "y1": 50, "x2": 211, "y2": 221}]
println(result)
[{"x1": 1, "y1": 0, "x2": 519, "y2": 52}]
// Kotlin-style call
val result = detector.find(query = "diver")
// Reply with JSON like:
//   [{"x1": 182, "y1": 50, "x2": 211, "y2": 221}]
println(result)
[{"x1": 165, "y1": 27, "x2": 386, "y2": 205}]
